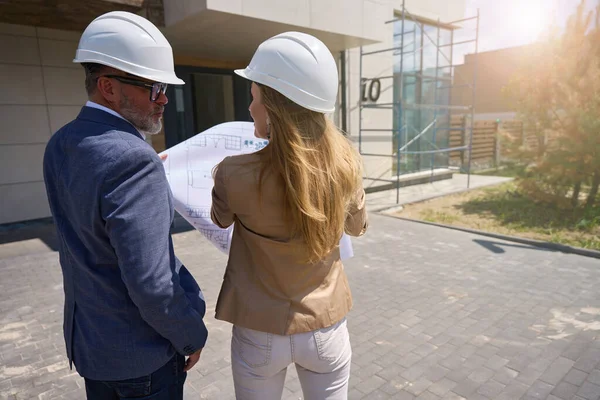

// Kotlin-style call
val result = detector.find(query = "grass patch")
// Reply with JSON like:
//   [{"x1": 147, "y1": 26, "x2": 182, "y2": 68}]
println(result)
[
  {"x1": 474, "y1": 163, "x2": 527, "y2": 178},
  {"x1": 395, "y1": 182, "x2": 600, "y2": 251}
]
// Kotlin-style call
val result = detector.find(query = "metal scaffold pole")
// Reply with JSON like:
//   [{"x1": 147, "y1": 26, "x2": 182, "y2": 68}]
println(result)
[
  {"x1": 467, "y1": 8, "x2": 480, "y2": 189},
  {"x1": 430, "y1": 18, "x2": 441, "y2": 182},
  {"x1": 396, "y1": 0, "x2": 406, "y2": 204},
  {"x1": 357, "y1": 2, "x2": 480, "y2": 201},
  {"x1": 359, "y1": 45, "x2": 363, "y2": 154}
]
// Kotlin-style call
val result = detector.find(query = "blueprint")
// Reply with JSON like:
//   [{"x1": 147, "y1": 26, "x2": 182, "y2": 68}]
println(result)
[{"x1": 159, "y1": 121, "x2": 353, "y2": 259}]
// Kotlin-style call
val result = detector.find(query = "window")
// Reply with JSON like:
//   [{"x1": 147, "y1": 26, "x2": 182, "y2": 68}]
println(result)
[{"x1": 392, "y1": 18, "x2": 453, "y2": 174}]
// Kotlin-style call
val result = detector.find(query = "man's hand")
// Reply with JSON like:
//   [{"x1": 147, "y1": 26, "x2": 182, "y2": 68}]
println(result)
[
  {"x1": 159, "y1": 154, "x2": 168, "y2": 162},
  {"x1": 184, "y1": 348, "x2": 202, "y2": 372}
]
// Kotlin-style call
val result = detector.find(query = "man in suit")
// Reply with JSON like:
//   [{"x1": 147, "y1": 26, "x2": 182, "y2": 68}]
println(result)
[{"x1": 42, "y1": 11, "x2": 208, "y2": 399}]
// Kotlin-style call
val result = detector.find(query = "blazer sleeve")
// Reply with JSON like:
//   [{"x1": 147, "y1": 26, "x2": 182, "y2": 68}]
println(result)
[
  {"x1": 211, "y1": 159, "x2": 235, "y2": 229},
  {"x1": 101, "y1": 146, "x2": 208, "y2": 356},
  {"x1": 345, "y1": 187, "x2": 368, "y2": 237}
]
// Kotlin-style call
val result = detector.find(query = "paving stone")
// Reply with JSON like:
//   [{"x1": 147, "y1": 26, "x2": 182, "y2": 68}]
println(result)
[
  {"x1": 495, "y1": 381, "x2": 530, "y2": 400},
  {"x1": 348, "y1": 388, "x2": 365, "y2": 400},
  {"x1": 516, "y1": 367, "x2": 545, "y2": 386},
  {"x1": 467, "y1": 367, "x2": 494, "y2": 384},
  {"x1": 355, "y1": 375, "x2": 387, "y2": 395},
  {"x1": 404, "y1": 378, "x2": 433, "y2": 396},
  {"x1": 565, "y1": 368, "x2": 589, "y2": 386},
  {"x1": 415, "y1": 390, "x2": 440, "y2": 400},
  {"x1": 376, "y1": 363, "x2": 406, "y2": 382},
  {"x1": 524, "y1": 379, "x2": 555, "y2": 399},
  {"x1": 2, "y1": 214, "x2": 600, "y2": 400},
  {"x1": 539, "y1": 356, "x2": 576, "y2": 385},
  {"x1": 428, "y1": 378, "x2": 457, "y2": 397},
  {"x1": 441, "y1": 392, "x2": 466, "y2": 400},
  {"x1": 484, "y1": 354, "x2": 509, "y2": 371},
  {"x1": 577, "y1": 381, "x2": 600, "y2": 400},
  {"x1": 574, "y1": 349, "x2": 600, "y2": 373},
  {"x1": 587, "y1": 369, "x2": 600, "y2": 386},
  {"x1": 379, "y1": 379, "x2": 409, "y2": 396},
  {"x1": 450, "y1": 378, "x2": 480, "y2": 398},
  {"x1": 363, "y1": 389, "x2": 394, "y2": 399},
  {"x1": 551, "y1": 381, "x2": 580, "y2": 400},
  {"x1": 423, "y1": 365, "x2": 450, "y2": 382},
  {"x1": 392, "y1": 390, "x2": 416, "y2": 400},
  {"x1": 476, "y1": 379, "x2": 505, "y2": 398},
  {"x1": 493, "y1": 366, "x2": 519, "y2": 385}
]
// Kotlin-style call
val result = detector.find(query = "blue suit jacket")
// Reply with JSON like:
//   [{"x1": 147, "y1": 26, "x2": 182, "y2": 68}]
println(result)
[{"x1": 43, "y1": 106, "x2": 208, "y2": 381}]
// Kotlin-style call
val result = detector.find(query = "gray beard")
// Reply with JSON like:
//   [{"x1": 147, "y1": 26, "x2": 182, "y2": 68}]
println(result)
[{"x1": 119, "y1": 93, "x2": 162, "y2": 135}]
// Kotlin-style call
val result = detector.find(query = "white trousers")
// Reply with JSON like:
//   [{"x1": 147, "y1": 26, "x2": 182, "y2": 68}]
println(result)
[{"x1": 231, "y1": 318, "x2": 352, "y2": 400}]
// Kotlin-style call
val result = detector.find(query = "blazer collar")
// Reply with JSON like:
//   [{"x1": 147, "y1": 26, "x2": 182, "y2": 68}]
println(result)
[{"x1": 77, "y1": 106, "x2": 144, "y2": 140}]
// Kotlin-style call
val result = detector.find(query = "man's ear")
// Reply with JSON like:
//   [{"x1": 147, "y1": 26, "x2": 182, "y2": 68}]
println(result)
[{"x1": 97, "y1": 77, "x2": 117, "y2": 103}]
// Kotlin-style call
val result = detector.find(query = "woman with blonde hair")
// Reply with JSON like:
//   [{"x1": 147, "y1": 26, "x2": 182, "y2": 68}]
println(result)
[{"x1": 211, "y1": 31, "x2": 368, "y2": 400}]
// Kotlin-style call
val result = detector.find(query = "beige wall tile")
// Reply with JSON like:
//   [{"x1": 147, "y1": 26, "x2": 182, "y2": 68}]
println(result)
[
  {"x1": 39, "y1": 39, "x2": 79, "y2": 68},
  {"x1": 42, "y1": 67, "x2": 87, "y2": 106},
  {"x1": 0, "y1": 144, "x2": 46, "y2": 185},
  {"x1": 0, "y1": 105, "x2": 51, "y2": 144},
  {"x1": 0, "y1": 181, "x2": 51, "y2": 224},
  {"x1": 36, "y1": 27, "x2": 82, "y2": 41},
  {"x1": 0, "y1": 23, "x2": 36, "y2": 37},
  {"x1": 363, "y1": 0, "x2": 392, "y2": 41},
  {"x1": 0, "y1": 65, "x2": 46, "y2": 105},
  {"x1": 242, "y1": 0, "x2": 310, "y2": 27},
  {"x1": 48, "y1": 106, "x2": 81, "y2": 133},
  {"x1": 207, "y1": 0, "x2": 242, "y2": 14},
  {"x1": 309, "y1": 0, "x2": 362, "y2": 37},
  {"x1": 0, "y1": 34, "x2": 40, "y2": 65}
]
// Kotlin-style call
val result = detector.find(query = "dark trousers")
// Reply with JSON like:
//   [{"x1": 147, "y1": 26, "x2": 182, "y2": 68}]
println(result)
[{"x1": 84, "y1": 353, "x2": 186, "y2": 399}]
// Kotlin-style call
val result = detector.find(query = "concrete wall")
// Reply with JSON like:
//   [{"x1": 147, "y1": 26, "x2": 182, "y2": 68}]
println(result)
[
  {"x1": 453, "y1": 44, "x2": 534, "y2": 116},
  {"x1": 0, "y1": 23, "x2": 87, "y2": 225},
  {"x1": 345, "y1": 0, "x2": 466, "y2": 186},
  {"x1": 165, "y1": 0, "x2": 387, "y2": 43}
]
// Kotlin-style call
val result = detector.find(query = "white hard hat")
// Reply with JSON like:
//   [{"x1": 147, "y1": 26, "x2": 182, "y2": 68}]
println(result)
[
  {"x1": 235, "y1": 32, "x2": 338, "y2": 113},
  {"x1": 73, "y1": 11, "x2": 184, "y2": 85}
]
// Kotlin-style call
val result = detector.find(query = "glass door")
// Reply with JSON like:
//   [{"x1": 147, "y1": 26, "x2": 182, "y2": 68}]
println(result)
[{"x1": 163, "y1": 66, "x2": 252, "y2": 149}]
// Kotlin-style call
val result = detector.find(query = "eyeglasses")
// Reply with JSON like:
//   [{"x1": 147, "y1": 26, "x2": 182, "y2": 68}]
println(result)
[{"x1": 100, "y1": 75, "x2": 168, "y2": 102}]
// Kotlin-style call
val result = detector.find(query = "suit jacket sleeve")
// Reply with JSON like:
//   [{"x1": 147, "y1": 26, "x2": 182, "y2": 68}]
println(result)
[
  {"x1": 211, "y1": 160, "x2": 235, "y2": 229},
  {"x1": 101, "y1": 146, "x2": 208, "y2": 355},
  {"x1": 345, "y1": 187, "x2": 368, "y2": 237}
]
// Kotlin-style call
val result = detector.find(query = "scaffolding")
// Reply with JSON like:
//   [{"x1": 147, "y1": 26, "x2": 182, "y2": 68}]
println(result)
[{"x1": 358, "y1": 0, "x2": 480, "y2": 203}]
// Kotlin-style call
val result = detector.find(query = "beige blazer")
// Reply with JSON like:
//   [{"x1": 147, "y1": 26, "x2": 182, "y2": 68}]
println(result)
[{"x1": 211, "y1": 153, "x2": 368, "y2": 335}]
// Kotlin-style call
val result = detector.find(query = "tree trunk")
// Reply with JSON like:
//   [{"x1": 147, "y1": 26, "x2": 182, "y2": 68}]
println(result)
[
  {"x1": 537, "y1": 133, "x2": 546, "y2": 159},
  {"x1": 572, "y1": 180, "x2": 582, "y2": 208},
  {"x1": 585, "y1": 170, "x2": 600, "y2": 209}
]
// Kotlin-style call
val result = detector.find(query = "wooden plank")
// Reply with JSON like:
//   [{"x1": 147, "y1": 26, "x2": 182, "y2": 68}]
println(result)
[
  {"x1": 471, "y1": 143, "x2": 495, "y2": 149},
  {"x1": 471, "y1": 147, "x2": 494, "y2": 153},
  {"x1": 471, "y1": 145, "x2": 495, "y2": 151},
  {"x1": 471, "y1": 149, "x2": 494, "y2": 156},
  {"x1": 472, "y1": 140, "x2": 496, "y2": 146}
]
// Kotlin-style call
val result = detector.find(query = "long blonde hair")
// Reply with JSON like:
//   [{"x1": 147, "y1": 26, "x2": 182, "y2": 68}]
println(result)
[{"x1": 257, "y1": 85, "x2": 363, "y2": 263}]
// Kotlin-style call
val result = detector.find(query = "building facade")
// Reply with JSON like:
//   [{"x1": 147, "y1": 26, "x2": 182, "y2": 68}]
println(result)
[
  {"x1": 452, "y1": 44, "x2": 535, "y2": 122},
  {"x1": 0, "y1": 0, "x2": 466, "y2": 225}
]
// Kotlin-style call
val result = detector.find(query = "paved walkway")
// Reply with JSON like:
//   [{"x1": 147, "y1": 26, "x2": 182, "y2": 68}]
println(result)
[
  {"x1": 366, "y1": 174, "x2": 513, "y2": 211},
  {"x1": 1, "y1": 213, "x2": 600, "y2": 399}
]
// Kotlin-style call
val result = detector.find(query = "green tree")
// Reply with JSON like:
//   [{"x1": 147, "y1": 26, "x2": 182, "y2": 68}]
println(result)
[{"x1": 504, "y1": 0, "x2": 600, "y2": 209}]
